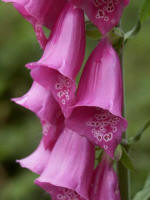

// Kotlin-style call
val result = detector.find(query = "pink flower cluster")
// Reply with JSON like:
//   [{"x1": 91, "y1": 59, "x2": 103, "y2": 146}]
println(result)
[{"x1": 3, "y1": 0, "x2": 129, "y2": 199}]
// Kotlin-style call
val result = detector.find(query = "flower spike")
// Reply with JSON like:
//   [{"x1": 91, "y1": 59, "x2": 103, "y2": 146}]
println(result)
[
  {"x1": 26, "y1": 2, "x2": 85, "y2": 117},
  {"x1": 66, "y1": 38, "x2": 128, "y2": 158},
  {"x1": 35, "y1": 128, "x2": 95, "y2": 200}
]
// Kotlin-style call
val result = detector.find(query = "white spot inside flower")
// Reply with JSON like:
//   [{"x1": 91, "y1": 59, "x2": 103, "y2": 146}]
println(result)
[
  {"x1": 111, "y1": 126, "x2": 117, "y2": 133},
  {"x1": 111, "y1": 18, "x2": 116, "y2": 24},
  {"x1": 57, "y1": 188, "x2": 82, "y2": 200},
  {"x1": 99, "y1": 126, "x2": 106, "y2": 133},
  {"x1": 94, "y1": 0, "x2": 119, "y2": 22},
  {"x1": 43, "y1": 122, "x2": 51, "y2": 135},
  {"x1": 103, "y1": 132, "x2": 113, "y2": 142},
  {"x1": 55, "y1": 82, "x2": 63, "y2": 90},
  {"x1": 64, "y1": 79, "x2": 71, "y2": 88},
  {"x1": 61, "y1": 99, "x2": 66, "y2": 105},
  {"x1": 104, "y1": 145, "x2": 108, "y2": 150},
  {"x1": 87, "y1": 110, "x2": 120, "y2": 147},
  {"x1": 113, "y1": 116, "x2": 120, "y2": 122},
  {"x1": 57, "y1": 91, "x2": 64, "y2": 98},
  {"x1": 57, "y1": 194, "x2": 64, "y2": 200},
  {"x1": 104, "y1": 16, "x2": 109, "y2": 21},
  {"x1": 55, "y1": 76, "x2": 72, "y2": 106},
  {"x1": 96, "y1": 9, "x2": 105, "y2": 19},
  {"x1": 86, "y1": 121, "x2": 91, "y2": 126},
  {"x1": 94, "y1": 0, "x2": 102, "y2": 7},
  {"x1": 103, "y1": 6, "x2": 107, "y2": 11},
  {"x1": 65, "y1": 94, "x2": 70, "y2": 100}
]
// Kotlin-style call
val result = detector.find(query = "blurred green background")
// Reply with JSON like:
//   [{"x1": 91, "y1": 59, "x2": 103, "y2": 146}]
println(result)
[{"x1": 0, "y1": 0, "x2": 150, "y2": 199}]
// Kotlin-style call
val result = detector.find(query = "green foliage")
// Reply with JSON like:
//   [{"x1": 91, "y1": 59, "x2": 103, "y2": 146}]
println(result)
[
  {"x1": 120, "y1": 146, "x2": 135, "y2": 172},
  {"x1": 124, "y1": 21, "x2": 141, "y2": 41},
  {"x1": 0, "y1": 0, "x2": 150, "y2": 199},
  {"x1": 124, "y1": 0, "x2": 150, "y2": 42},
  {"x1": 133, "y1": 175, "x2": 150, "y2": 200},
  {"x1": 129, "y1": 120, "x2": 150, "y2": 144},
  {"x1": 114, "y1": 144, "x2": 122, "y2": 161},
  {"x1": 86, "y1": 22, "x2": 101, "y2": 40},
  {"x1": 95, "y1": 148, "x2": 103, "y2": 166},
  {"x1": 140, "y1": 0, "x2": 150, "y2": 22}
]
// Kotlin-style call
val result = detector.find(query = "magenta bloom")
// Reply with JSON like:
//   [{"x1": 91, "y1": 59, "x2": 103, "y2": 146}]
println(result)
[
  {"x1": 66, "y1": 38, "x2": 127, "y2": 158},
  {"x1": 2, "y1": 0, "x2": 67, "y2": 48},
  {"x1": 72, "y1": 0, "x2": 129, "y2": 34},
  {"x1": 26, "y1": 2, "x2": 85, "y2": 117},
  {"x1": 90, "y1": 154, "x2": 120, "y2": 200},
  {"x1": 17, "y1": 137, "x2": 51, "y2": 175},
  {"x1": 12, "y1": 82, "x2": 64, "y2": 149},
  {"x1": 35, "y1": 128, "x2": 95, "y2": 200}
]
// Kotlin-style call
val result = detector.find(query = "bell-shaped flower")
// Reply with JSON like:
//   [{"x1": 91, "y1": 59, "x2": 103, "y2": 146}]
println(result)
[
  {"x1": 90, "y1": 153, "x2": 120, "y2": 200},
  {"x1": 66, "y1": 38, "x2": 127, "y2": 158},
  {"x1": 17, "y1": 137, "x2": 51, "y2": 175},
  {"x1": 26, "y1": 2, "x2": 85, "y2": 117},
  {"x1": 2, "y1": 0, "x2": 67, "y2": 48},
  {"x1": 35, "y1": 128, "x2": 95, "y2": 200},
  {"x1": 12, "y1": 82, "x2": 64, "y2": 149},
  {"x1": 72, "y1": 0, "x2": 130, "y2": 34}
]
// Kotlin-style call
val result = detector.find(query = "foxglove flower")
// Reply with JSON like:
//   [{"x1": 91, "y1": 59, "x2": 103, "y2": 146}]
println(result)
[
  {"x1": 35, "y1": 128, "x2": 95, "y2": 200},
  {"x1": 12, "y1": 82, "x2": 64, "y2": 149},
  {"x1": 66, "y1": 38, "x2": 127, "y2": 158},
  {"x1": 17, "y1": 137, "x2": 51, "y2": 174},
  {"x1": 90, "y1": 153, "x2": 120, "y2": 200},
  {"x1": 26, "y1": 2, "x2": 85, "y2": 117},
  {"x1": 2, "y1": 0, "x2": 67, "y2": 48},
  {"x1": 72, "y1": 0, "x2": 130, "y2": 34}
]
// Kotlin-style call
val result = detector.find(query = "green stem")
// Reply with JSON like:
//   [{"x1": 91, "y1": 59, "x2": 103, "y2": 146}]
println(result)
[{"x1": 117, "y1": 40, "x2": 131, "y2": 200}]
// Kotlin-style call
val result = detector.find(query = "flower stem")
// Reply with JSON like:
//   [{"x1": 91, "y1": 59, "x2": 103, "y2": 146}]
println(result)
[{"x1": 117, "y1": 39, "x2": 131, "y2": 200}]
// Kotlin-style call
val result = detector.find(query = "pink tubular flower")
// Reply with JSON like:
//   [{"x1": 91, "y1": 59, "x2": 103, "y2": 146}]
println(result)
[
  {"x1": 35, "y1": 128, "x2": 95, "y2": 200},
  {"x1": 66, "y1": 38, "x2": 127, "y2": 158},
  {"x1": 26, "y1": 2, "x2": 85, "y2": 117},
  {"x1": 12, "y1": 82, "x2": 64, "y2": 149},
  {"x1": 90, "y1": 154, "x2": 120, "y2": 200},
  {"x1": 2, "y1": 0, "x2": 67, "y2": 48},
  {"x1": 17, "y1": 137, "x2": 51, "y2": 175},
  {"x1": 72, "y1": 0, "x2": 130, "y2": 34}
]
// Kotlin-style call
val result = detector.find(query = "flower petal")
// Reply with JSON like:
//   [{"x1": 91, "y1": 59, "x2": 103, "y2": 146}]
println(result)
[
  {"x1": 90, "y1": 154, "x2": 121, "y2": 200},
  {"x1": 66, "y1": 38, "x2": 127, "y2": 158},
  {"x1": 2, "y1": 0, "x2": 67, "y2": 48},
  {"x1": 72, "y1": 0, "x2": 130, "y2": 34},
  {"x1": 35, "y1": 128, "x2": 95, "y2": 200},
  {"x1": 12, "y1": 82, "x2": 47, "y2": 114},
  {"x1": 17, "y1": 138, "x2": 51, "y2": 174},
  {"x1": 12, "y1": 82, "x2": 64, "y2": 148},
  {"x1": 26, "y1": 2, "x2": 85, "y2": 117}
]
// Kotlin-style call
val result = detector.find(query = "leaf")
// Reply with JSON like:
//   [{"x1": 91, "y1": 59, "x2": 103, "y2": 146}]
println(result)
[
  {"x1": 145, "y1": 175, "x2": 150, "y2": 188},
  {"x1": 120, "y1": 146, "x2": 135, "y2": 171},
  {"x1": 113, "y1": 37, "x2": 124, "y2": 56},
  {"x1": 95, "y1": 149, "x2": 103, "y2": 167},
  {"x1": 114, "y1": 144, "x2": 122, "y2": 161},
  {"x1": 86, "y1": 22, "x2": 101, "y2": 40},
  {"x1": 140, "y1": 0, "x2": 150, "y2": 23},
  {"x1": 133, "y1": 175, "x2": 150, "y2": 200},
  {"x1": 124, "y1": 0, "x2": 150, "y2": 41},
  {"x1": 124, "y1": 21, "x2": 141, "y2": 41},
  {"x1": 107, "y1": 27, "x2": 124, "y2": 55},
  {"x1": 129, "y1": 120, "x2": 150, "y2": 144},
  {"x1": 86, "y1": 29, "x2": 101, "y2": 40}
]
